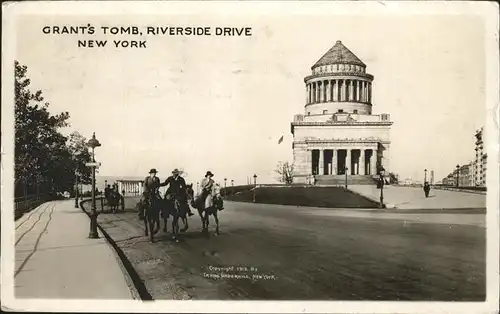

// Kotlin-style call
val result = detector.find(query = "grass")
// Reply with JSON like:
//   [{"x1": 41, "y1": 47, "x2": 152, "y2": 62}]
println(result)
[{"x1": 225, "y1": 186, "x2": 379, "y2": 209}]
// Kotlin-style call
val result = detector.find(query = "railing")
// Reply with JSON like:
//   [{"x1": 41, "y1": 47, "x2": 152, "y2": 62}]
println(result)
[
  {"x1": 14, "y1": 194, "x2": 53, "y2": 220},
  {"x1": 80, "y1": 195, "x2": 126, "y2": 213}
]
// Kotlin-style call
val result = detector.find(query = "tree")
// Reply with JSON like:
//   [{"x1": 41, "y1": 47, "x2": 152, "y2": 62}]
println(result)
[
  {"x1": 275, "y1": 161, "x2": 294, "y2": 184},
  {"x1": 67, "y1": 131, "x2": 92, "y2": 185},
  {"x1": 15, "y1": 60, "x2": 72, "y2": 196},
  {"x1": 388, "y1": 172, "x2": 399, "y2": 185}
]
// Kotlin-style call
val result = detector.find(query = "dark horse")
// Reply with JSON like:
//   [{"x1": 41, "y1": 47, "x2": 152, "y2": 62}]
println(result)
[
  {"x1": 160, "y1": 189, "x2": 191, "y2": 235},
  {"x1": 106, "y1": 190, "x2": 121, "y2": 213},
  {"x1": 163, "y1": 194, "x2": 189, "y2": 242},
  {"x1": 137, "y1": 193, "x2": 161, "y2": 243}
]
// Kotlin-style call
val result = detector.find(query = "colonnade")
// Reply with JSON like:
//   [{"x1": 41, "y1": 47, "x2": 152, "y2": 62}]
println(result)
[
  {"x1": 311, "y1": 148, "x2": 378, "y2": 176},
  {"x1": 117, "y1": 180, "x2": 143, "y2": 196},
  {"x1": 306, "y1": 79, "x2": 371, "y2": 104}
]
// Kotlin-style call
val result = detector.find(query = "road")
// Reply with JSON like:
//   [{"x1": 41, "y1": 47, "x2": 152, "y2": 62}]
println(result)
[{"x1": 96, "y1": 199, "x2": 485, "y2": 301}]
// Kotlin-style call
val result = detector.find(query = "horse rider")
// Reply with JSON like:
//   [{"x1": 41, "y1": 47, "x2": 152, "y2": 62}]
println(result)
[
  {"x1": 138, "y1": 168, "x2": 162, "y2": 219},
  {"x1": 161, "y1": 168, "x2": 194, "y2": 217},
  {"x1": 197, "y1": 171, "x2": 215, "y2": 210}
]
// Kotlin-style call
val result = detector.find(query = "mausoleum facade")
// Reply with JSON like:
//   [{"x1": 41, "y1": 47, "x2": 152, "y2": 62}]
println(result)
[{"x1": 291, "y1": 41, "x2": 393, "y2": 184}]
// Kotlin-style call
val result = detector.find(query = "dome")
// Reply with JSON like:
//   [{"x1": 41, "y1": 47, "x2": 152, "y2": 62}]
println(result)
[{"x1": 312, "y1": 41, "x2": 365, "y2": 69}]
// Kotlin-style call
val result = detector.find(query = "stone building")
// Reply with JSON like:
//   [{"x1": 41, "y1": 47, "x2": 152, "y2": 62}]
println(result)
[
  {"x1": 290, "y1": 41, "x2": 392, "y2": 184},
  {"x1": 474, "y1": 127, "x2": 487, "y2": 187}
]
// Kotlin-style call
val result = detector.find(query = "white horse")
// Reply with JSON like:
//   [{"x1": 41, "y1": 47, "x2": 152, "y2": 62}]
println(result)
[{"x1": 192, "y1": 184, "x2": 222, "y2": 235}]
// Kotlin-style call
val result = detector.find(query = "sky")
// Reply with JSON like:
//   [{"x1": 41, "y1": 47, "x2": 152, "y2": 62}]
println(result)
[{"x1": 14, "y1": 12, "x2": 486, "y2": 185}]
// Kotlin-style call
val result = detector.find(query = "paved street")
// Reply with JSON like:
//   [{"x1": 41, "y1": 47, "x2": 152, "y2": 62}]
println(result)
[
  {"x1": 349, "y1": 185, "x2": 486, "y2": 209},
  {"x1": 96, "y1": 199, "x2": 485, "y2": 301}
]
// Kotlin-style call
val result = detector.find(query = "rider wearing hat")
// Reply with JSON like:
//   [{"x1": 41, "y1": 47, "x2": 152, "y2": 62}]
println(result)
[
  {"x1": 198, "y1": 171, "x2": 223, "y2": 210},
  {"x1": 161, "y1": 168, "x2": 194, "y2": 217},
  {"x1": 138, "y1": 168, "x2": 162, "y2": 219}
]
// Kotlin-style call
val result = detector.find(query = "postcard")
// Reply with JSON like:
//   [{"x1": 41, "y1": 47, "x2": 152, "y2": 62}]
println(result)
[{"x1": 1, "y1": 1, "x2": 499, "y2": 313}]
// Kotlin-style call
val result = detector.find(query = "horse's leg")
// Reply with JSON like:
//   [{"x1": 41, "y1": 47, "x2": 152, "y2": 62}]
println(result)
[
  {"x1": 181, "y1": 215, "x2": 188, "y2": 232},
  {"x1": 171, "y1": 217, "x2": 177, "y2": 240},
  {"x1": 214, "y1": 211, "x2": 220, "y2": 236},
  {"x1": 163, "y1": 211, "x2": 168, "y2": 233},
  {"x1": 175, "y1": 217, "x2": 180, "y2": 241},
  {"x1": 144, "y1": 215, "x2": 148, "y2": 237},
  {"x1": 149, "y1": 217, "x2": 155, "y2": 243}
]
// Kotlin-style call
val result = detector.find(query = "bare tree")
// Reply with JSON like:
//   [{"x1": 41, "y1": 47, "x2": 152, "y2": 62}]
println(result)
[{"x1": 275, "y1": 161, "x2": 294, "y2": 184}]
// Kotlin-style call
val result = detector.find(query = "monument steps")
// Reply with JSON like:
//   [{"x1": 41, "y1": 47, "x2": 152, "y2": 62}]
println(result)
[{"x1": 314, "y1": 175, "x2": 377, "y2": 186}]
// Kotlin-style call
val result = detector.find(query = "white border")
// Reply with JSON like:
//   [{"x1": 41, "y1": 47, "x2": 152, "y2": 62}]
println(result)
[{"x1": 2, "y1": 1, "x2": 499, "y2": 313}]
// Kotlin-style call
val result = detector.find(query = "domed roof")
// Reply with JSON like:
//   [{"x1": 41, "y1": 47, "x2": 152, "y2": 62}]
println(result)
[{"x1": 312, "y1": 41, "x2": 365, "y2": 69}]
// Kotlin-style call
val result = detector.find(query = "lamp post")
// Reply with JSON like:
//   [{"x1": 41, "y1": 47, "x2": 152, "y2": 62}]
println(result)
[
  {"x1": 253, "y1": 174, "x2": 257, "y2": 203},
  {"x1": 456, "y1": 164, "x2": 460, "y2": 188},
  {"x1": 196, "y1": 182, "x2": 200, "y2": 195},
  {"x1": 344, "y1": 166, "x2": 348, "y2": 189},
  {"x1": 379, "y1": 169, "x2": 385, "y2": 208},
  {"x1": 224, "y1": 178, "x2": 227, "y2": 197},
  {"x1": 74, "y1": 172, "x2": 79, "y2": 208},
  {"x1": 424, "y1": 169, "x2": 427, "y2": 183},
  {"x1": 231, "y1": 179, "x2": 234, "y2": 196},
  {"x1": 87, "y1": 132, "x2": 101, "y2": 239}
]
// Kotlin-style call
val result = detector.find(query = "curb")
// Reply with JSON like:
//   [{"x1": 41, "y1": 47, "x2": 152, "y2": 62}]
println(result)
[{"x1": 79, "y1": 199, "x2": 153, "y2": 301}]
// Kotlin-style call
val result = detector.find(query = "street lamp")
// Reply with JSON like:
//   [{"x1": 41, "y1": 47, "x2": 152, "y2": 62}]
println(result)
[
  {"x1": 424, "y1": 169, "x2": 427, "y2": 183},
  {"x1": 344, "y1": 166, "x2": 348, "y2": 189},
  {"x1": 224, "y1": 178, "x2": 227, "y2": 197},
  {"x1": 231, "y1": 179, "x2": 234, "y2": 196},
  {"x1": 379, "y1": 168, "x2": 386, "y2": 209},
  {"x1": 253, "y1": 174, "x2": 257, "y2": 203},
  {"x1": 87, "y1": 132, "x2": 101, "y2": 239},
  {"x1": 196, "y1": 182, "x2": 200, "y2": 195},
  {"x1": 456, "y1": 164, "x2": 460, "y2": 188}
]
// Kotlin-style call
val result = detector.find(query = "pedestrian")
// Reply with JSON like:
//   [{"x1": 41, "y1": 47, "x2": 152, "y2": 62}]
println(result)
[{"x1": 423, "y1": 181, "x2": 430, "y2": 198}]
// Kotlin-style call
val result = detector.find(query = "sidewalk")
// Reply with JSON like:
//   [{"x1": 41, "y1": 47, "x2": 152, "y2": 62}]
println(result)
[
  {"x1": 14, "y1": 200, "x2": 134, "y2": 299},
  {"x1": 349, "y1": 185, "x2": 487, "y2": 210}
]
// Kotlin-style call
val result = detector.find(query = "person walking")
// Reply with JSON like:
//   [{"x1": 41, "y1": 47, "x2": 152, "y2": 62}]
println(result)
[{"x1": 423, "y1": 182, "x2": 431, "y2": 198}]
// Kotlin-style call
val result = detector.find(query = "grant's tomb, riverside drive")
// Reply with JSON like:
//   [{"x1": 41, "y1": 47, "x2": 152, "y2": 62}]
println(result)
[{"x1": 291, "y1": 41, "x2": 392, "y2": 185}]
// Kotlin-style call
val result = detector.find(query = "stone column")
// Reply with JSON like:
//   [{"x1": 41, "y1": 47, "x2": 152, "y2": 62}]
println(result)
[
  {"x1": 359, "y1": 81, "x2": 365, "y2": 102},
  {"x1": 333, "y1": 80, "x2": 338, "y2": 102},
  {"x1": 332, "y1": 149, "x2": 337, "y2": 175},
  {"x1": 348, "y1": 80, "x2": 353, "y2": 101},
  {"x1": 316, "y1": 82, "x2": 320, "y2": 103},
  {"x1": 319, "y1": 149, "x2": 324, "y2": 175},
  {"x1": 355, "y1": 80, "x2": 360, "y2": 102},
  {"x1": 326, "y1": 80, "x2": 331, "y2": 102},
  {"x1": 318, "y1": 82, "x2": 322, "y2": 102},
  {"x1": 370, "y1": 149, "x2": 377, "y2": 175},
  {"x1": 311, "y1": 82, "x2": 316, "y2": 104},
  {"x1": 346, "y1": 149, "x2": 351, "y2": 175},
  {"x1": 365, "y1": 82, "x2": 368, "y2": 102},
  {"x1": 307, "y1": 150, "x2": 312, "y2": 175},
  {"x1": 344, "y1": 80, "x2": 348, "y2": 102},
  {"x1": 368, "y1": 82, "x2": 372, "y2": 103},
  {"x1": 360, "y1": 149, "x2": 365, "y2": 175}
]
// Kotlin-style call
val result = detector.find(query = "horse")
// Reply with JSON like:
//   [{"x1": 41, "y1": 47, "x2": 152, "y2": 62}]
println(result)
[
  {"x1": 138, "y1": 193, "x2": 161, "y2": 243},
  {"x1": 106, "y1": 190, "x2": 121, "y2": 213},
  {"x1": 160, "y1": 190, "x2": 190, "y2": 235},
  {"x1": 163, "y1": 195, "x2": 188, "y2": 242},
  {"x1": 190, "y1": 185, "x2": 221, "y2": 236}
]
